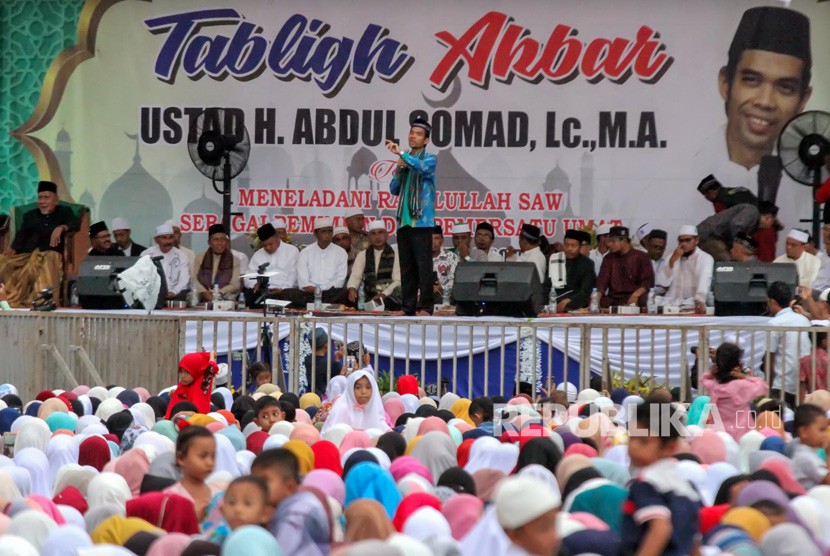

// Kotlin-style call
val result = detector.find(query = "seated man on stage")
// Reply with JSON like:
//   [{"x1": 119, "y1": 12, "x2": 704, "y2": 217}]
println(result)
[
  {"x1": 660, "y1": 225, "x2": 714, "y2": 312},
  {"x1": 332, "y1": 226, "x2": 354, "y2": 277},
  {"x1": 347, "y1": 220, "x2": 402, "y2": 310},
  {"x1": 0, "y1": 181, "x2": 78, "y2": 307},
  {"x1": 506, "y1": 223, "x2": 547, "y2": 284},
  {"x1": 141, "y1": 223, "x2": 191, "y2": 301},
  {"x1": 596, "y1": 226, "x2": 654, "y2": 308},
  {"x1": 193, "y1": 224, "x2": 240, "y2": 303},
  {"x1": 552, "y1": 229, "x2": 596, "y2": 312},
  {"x1": 470, "y1": 221, "x2": 502, "y2": 262},
  {"x1": 111, "y1": 217, "x2": 146, "y2": 256},
  {"x1": 243, "y1": 222, "x2": 299, "y2": 308},
  {"x1": 87, "y1": 221, "x2": 123, "y2": 257},
  {"x1": 448, "y1": 222, "x2": 472, "y2": 261},
  {"x1": 291, "y1": 217, "x2": 349, "y2": 307}
]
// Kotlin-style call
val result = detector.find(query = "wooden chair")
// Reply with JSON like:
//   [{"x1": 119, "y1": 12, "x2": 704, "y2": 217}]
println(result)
[{"x1": 0, "y1": 201, "x2": 90, "y2": 304}]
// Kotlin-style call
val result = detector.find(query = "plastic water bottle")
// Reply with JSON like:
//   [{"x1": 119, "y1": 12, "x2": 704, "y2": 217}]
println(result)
[
  {"x1": 212, "y1": 283, "x2": 221, "y2": 304},
  {"x1": 647, "y1": 288, "x2": 657, "y2": 314},
  {"x1": 357, "y1": 283, "x2": 366, "y2": 310},
  {"x1": 589, "y1": 288, "x2": 599, "y2": 313},
  {"x1": 442, "y1": 285, "x2": 451, "y2": 307},
  {"x1": 548, "y1": 289, "x2": 556, "y2": 313},
  {"x1": 706, "y1": 291, "x2": 715, "y2": 308},
  {"x1": 314, "y1": 286, "x2": 322, "y2": 309}
]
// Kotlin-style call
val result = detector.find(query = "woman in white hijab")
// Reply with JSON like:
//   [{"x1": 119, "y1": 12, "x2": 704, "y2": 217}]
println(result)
[
  {"x1": 40, "y1": 525, "x2": 93, "y2": 556},
  {"x1": 410, "y1": 432, "x2": 458, "y2": 485},
  {"x1": 213, "y1": 433, "x2": 241, "y2": 478},
  {"x1": 45, "y1": 435, "x2": 79, "y2": 486},
  {"x1": 438, "y1": 393, "x2": 460, "y2": 412},
  {"x1": 321, "y1": 370, "x2": 389, "y2": 434},
  {"x1": 87, "y1": 472, "x2": 131, "y2": 509},
  {"x1": 14, "y1": 422, "x2": 51, "y2": 453},
  {"x1": 325, "y1": 376, "x2": 348, "y2": 401},
  {"x1": 87, "y1": 386, "x2": 109, "y2": 401},
  {"x1": 464, "y1": 437, "x2": 519, "y2": 475},
  {"x1": 53, "y1": 464, "x2": 98, "y2": 497},
  {"x1": 95, "y1": 398, "x2": 125, "y2": 421},
  {"x1": 7, "y1": 511, "x2": 58, "y2": 551},
  {"x1": 0, "y1": 469, "x2": 22, "y2": 502},
  {"x1": 13, "y1": 448, "x2": 51, "y2": 496}
]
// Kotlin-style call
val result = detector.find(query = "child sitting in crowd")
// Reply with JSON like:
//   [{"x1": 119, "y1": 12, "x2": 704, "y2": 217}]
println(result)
[
  {"x1": 253, "y1": 396, "x2": 284, "y2": 433},
  {"x1": 791, "y1": 403, "x2": 830, "y2": 489},
  {"x1": 320, "y1": 369, "x2": 388, "y2": 433},
  {"x1": 165, "y1": 425, "x2": 220, "y2": 519}
]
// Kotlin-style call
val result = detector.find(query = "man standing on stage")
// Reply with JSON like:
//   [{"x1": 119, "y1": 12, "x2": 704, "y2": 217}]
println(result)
[{"x1": 388, "y1": 117, "x2": 437, "y2": 316}]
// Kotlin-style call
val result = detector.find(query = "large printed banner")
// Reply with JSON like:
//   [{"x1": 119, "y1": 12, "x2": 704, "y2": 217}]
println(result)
[{"x1": 12, "y1": 0, "x2": 829, "y2": 252}]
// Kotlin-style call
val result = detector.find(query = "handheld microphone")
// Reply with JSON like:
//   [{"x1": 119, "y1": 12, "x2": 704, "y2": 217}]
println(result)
[{"x1": 257, "y1": 262, "x2": 271, "y2": 274}]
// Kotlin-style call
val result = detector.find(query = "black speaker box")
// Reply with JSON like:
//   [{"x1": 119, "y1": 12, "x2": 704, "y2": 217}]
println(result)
[
  {"x1": 453, "y1": 261, "x2": 543, "y2": 317},
  {"x1": 712, "y1": 261, "x2": 798, "y2": 316},
  {"x1": 77, "y1": 256, "x2": 140, "y2": 309}
]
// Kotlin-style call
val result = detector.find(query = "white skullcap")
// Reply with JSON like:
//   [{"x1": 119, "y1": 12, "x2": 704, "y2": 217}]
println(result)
[
  {"x1": 556, "y1": 382, "x2": 577, "y2": 403},
  {"x1": 333, "y1": 226, "x2": 349, "y2": 237},
  {"x1": 820, "y1": 288, "x2": 830, "y2": 302},
  {"x1": 273, "y1": 216, "x2": 288, "y2": 229},
  {"x1": 495, "y1": 476, "x2": 560, "y2": 529},
  {"x1": 678, "y1": 225, "x2": 698, "y2": 237},
  {"x1": 636, "y1": 223, "x2": 653, "y2": 242},
  {"x1": 367, "y1": 220, "x2": 387, "y2": 232},
  {"x1": 154, "y1": 223, "x2": 174, "y2": 237},
  {"x1": 788, "y1": 229, "x2": 809, "y2": 244},
  {"x1": 451, "y1": 222, "x2": 471, "y2": 234},
  {"x1": 314, "y1": 216, "x2": 334, "y2": 230},
  {"x1": 111, "y1": 217, "x2": 130, "y2": 231},
  {"x1": 345, "y1": 207, "x2": 364, "y2": 218},
  {"x1": 596, "y1": 224, "x2": 612, "y2": 236}
]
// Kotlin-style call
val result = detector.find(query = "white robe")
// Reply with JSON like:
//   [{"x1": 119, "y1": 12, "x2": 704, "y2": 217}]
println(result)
[
  {"x1": 659, "y1": 248, "x2": 714, "y2": 308},
  {"x1": 773, "y1": 251, "x2": 821, "y2": 287}
]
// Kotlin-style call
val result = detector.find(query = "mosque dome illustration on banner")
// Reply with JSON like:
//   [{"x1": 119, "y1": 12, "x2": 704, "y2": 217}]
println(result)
[{"x1": 98, "y1": 133, "x2": 172, "y2": 246}]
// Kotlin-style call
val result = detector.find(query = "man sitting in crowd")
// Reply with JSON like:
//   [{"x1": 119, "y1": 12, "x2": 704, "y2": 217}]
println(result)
[
  {"x1": 470, "y1": 222, "x2": 502, "y2": 262},
  {"x1": 659, "y1": 225, "x2": 714, "y2": 312},
  {"x1": 244, "y1": 223, "x2": 299, "y2": 308},
  {"x1": 332, "y1": 226, "x2": 354, "y2": 277},
  {"x1": 552, "y1": 229, "x2": 596, "y2": 312},
  {"x1": 0, "y1": 181, "x2": 78, "y2": 306},
  {"x1": 111, "y1": 217, "x2": 146, "y2": 256},
  {"x1": 449, "y1": 222, "x2": 472, "y2": 261},
  {"x1": 589, "y1": 224, "x2": 611, "y2": 274},
  {"x1": 596, "y1": 226, "x2": 654, "y2": 308},
  {"x1": 347, "y1": 220, "x2": 402, "y2": 310},
  {"x1": 293, "y1": 217, "x2": 348, "y2": 306},
  {"x1": 193, "y1": 224, "x2": 240, "y2": 303},
  {"x1": 432, "y1": 225, "x2": 458, "y2": 301},
  {"x1": 730, "y1": 232, "x2": 758, "y2": 262},
  {"x1": 167, "y1": 219, "x2": 196, "y2": 267},
  {"x1": 774, "y1": 229, "x2": 821, "y2": 287},
  {"x1": 813, "y1": 221, "x2": 830, "y2": 291},
  {"x1": 141, "y1": 223, "x2": 191, "y2": 300},
  {"x1": 345, "y1": 207, "x2": 368, "y2": 254},
  {"x1": 506, "y1": 224, "x2": 547, "y2": 284},
  {"x1": 766, "y1": 281, "x2": 811, "y2": 407},
  {"x1": 87, "y1": 221, "x2": 123, "y2": 257}
]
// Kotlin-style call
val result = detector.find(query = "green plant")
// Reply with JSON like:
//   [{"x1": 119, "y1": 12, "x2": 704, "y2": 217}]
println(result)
[
  {"x1": 376, "y1": 370, "x2": 392, "y2": 394},
  {"x1": 610, "y1": 372, "x2": 664, "y2": 397}
]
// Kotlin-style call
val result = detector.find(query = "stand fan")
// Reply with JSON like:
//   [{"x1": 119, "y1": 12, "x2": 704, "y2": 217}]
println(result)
[
  {"x1": 777, "y1": 110, "x2": 830, "y2": 242},
  {"x1": 187, "y1": 108, "x2": 251, "y2": 227}
]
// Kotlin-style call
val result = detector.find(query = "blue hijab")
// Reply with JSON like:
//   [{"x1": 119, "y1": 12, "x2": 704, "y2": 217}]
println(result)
[{"x1": 344, "y1": 461, "x2": 402, "y2": 519}]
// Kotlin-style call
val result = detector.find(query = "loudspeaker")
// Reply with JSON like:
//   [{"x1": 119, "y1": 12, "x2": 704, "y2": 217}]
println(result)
[
  {"x1": 77, "y1": 257, "x2": 139, "y2": 309},
  {"x1": 453, "y1": 262, "x2": 543, "y2": 317},
  {"x1": 712, "y1": 262, "x2": 798, "y2": 316}
]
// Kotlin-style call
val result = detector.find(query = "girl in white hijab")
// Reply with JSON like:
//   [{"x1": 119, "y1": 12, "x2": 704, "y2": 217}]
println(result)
[
  {"x1": 0, "y1": 469, "x2": 22, "y2": 501},
  {"x1": 213, "y1": 433, "x2": 241, "y2": 478},
  {"x1": 95, "y1": 398, "x2": 125, "y2": 421},
  {"x1": 13, "y1": 448, "x2": 51, "y2": 496},
  {"x1": 325, "y1": 376, "x2": 348, "y2": 401},
  {"x1": 321, "y1": 370, "x2": 389, "y2": 434},
  {"x1": 53, "y1": 464, "x2": 98, "y2": 497}
]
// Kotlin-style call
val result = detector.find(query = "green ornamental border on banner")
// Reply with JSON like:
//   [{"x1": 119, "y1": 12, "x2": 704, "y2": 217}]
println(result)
[{"x1": 0, "y1": 0, "x2": 86, "y2": 214}]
